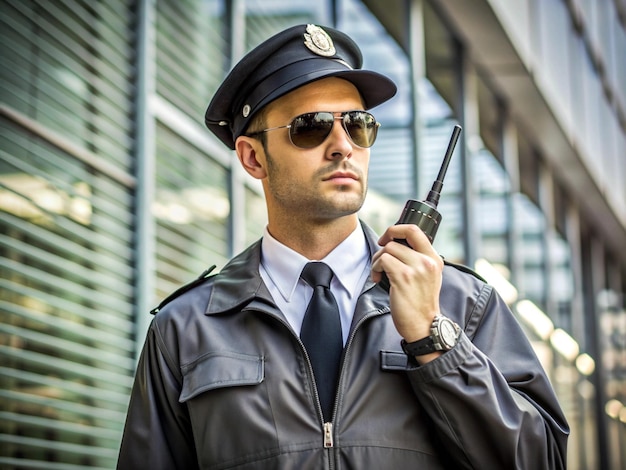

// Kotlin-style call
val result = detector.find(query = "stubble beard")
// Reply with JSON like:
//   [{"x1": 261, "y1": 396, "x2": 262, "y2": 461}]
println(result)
[{"x1": 265, "y1": 148, "x2": 368, "y2": 221}]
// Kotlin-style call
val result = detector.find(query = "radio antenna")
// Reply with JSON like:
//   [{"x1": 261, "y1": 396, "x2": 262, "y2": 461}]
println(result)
[{"x1": 425, "y1": 124, "x2": 462, "y2": 208}]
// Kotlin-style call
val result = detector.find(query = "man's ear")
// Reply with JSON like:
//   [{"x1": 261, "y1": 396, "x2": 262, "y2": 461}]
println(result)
[{"x1": 235, "y1": 136, "x2": 267, "y2": 179}]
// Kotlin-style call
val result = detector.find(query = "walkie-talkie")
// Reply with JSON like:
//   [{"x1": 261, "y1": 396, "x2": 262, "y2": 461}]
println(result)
[{"x1": 379, "y1": 124, "x2": 462, "y2": 292}]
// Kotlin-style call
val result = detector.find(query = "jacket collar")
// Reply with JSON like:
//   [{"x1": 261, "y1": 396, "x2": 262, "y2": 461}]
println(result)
[
  {"x1": 205, "y1": 239, "x2": 274, "y2": 315},
  {"x1": 205, "y1": 221, "x2": 385, "y2": 316}
]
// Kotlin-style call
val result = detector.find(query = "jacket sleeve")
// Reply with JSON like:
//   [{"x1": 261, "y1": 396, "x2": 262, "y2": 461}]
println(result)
[
  {"x1": 117, "y1": 320, "x2": 199, "y2": 470},
  {"x1": 406, "y1": 282, "x2": 569, "y2": 470}
]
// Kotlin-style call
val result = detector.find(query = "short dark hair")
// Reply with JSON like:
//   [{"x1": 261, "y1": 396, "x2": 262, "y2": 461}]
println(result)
[{"x1": 244, "y1": 106, "x2": 269, "y2": 149}]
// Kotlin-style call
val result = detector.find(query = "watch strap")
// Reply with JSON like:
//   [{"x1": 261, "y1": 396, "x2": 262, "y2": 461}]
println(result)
[
  {"x1": 401, "y1": 315, "x2": 461, "y2": 357},
  {"x1": 401, "y1": 336, "x2": 437, "y2": 356}
]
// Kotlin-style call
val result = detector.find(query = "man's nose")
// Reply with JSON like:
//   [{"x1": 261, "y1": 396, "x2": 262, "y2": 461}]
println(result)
[{"x1": 326, "y1": 116, "x2": 353, "y2": 157}]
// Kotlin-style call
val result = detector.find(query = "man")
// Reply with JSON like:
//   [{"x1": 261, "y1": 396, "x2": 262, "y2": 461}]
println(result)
[{"x1": 118, "y1": 24, "x2": 568, "y2": 469}]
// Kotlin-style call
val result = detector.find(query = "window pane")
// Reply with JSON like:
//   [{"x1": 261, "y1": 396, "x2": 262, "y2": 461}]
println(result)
[
  {"x1": 0, "y1": 117, "x2": 134, "y2": 468},
  {"x1": 154, "y1": 123, "x2": 230, "y2": 301},
  {"x1": 156, "y1": 0, "x2": 227, "y2": 122},
  {"x1": 0, "y1": 1, "x2": 135, "y2": 467}
]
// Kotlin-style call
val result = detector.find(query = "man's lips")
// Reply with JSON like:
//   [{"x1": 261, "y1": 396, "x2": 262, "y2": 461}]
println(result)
[{"x1": 324, "y1": 171, "x2": 359, "y2": 183}]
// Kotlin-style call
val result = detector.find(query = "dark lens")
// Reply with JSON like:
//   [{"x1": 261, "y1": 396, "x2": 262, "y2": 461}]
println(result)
[
  {"x1": 344, "y1": 111, "x2": 378, "y2": 148},
  {"x1": 290, "y1": 112, "x2": 334, "y2": 148}
]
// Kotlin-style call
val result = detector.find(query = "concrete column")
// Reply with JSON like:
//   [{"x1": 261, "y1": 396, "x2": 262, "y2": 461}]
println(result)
[
  {"x1": 455, "y1": 49, "x2": 479, "y2": 266},
  {"x1": 409, "y1": 0, "x2": 426, "y2": 198},
  {"x1": 133, "y1": 0, "x2": 157, "y2": 358}
]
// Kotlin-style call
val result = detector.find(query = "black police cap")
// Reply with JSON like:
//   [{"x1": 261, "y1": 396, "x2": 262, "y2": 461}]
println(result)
[{"x1": 204, "y1": 24, "x2": 397, "y2": 149}]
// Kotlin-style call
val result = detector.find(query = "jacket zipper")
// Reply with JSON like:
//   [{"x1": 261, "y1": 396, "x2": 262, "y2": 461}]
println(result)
[
  {"x1": 323, "y1": 306, "x2": 389, "y2": 449},
  {"x1": 249, "y1": 304, "x2": 389, "y2": 454},
  {"x1": 324, "y1": 422, "x2": 333, "y2": 448},
  {"x1": 253, "y1": 309, "x2": 329, "y2": 430}
]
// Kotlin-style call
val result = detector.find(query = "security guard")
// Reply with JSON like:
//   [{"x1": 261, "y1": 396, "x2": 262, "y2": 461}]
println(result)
[{"x1": 118, "y1": 24, "x2": 568, "y2": 469}]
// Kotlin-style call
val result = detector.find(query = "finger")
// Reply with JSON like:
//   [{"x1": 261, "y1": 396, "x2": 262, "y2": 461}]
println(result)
[
  {"x1": 371, "y1": 251, "x2": 402, "y2": 282},
  {"x1": 379, "y1": 224, "x2": 434, "y2": 254},
  {"x1": 370, "y1": 250, "x2": 388, "y2": 275}
]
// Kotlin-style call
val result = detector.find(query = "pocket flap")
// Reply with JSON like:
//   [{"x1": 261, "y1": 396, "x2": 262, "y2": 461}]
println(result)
[
  {"x1": 179, "y1": 351, "x2": 264, "y2": 402},
  {"x1": 380, "y1": 350, "x2": 410, "y2": 370}
]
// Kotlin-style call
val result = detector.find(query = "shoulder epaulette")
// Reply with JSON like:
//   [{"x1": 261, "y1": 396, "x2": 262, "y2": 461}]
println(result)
[
  {"x1": 443, "y1": 259, "x2": 487, "y2": 283},
  {"x1": 150, "y1": 265, "x2": 217, "y2": 315}
]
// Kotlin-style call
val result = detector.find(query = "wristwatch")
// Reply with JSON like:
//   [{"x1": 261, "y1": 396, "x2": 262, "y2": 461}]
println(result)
[{"x1": 401, "y1": 314, "x2": 461, "y2": 356}]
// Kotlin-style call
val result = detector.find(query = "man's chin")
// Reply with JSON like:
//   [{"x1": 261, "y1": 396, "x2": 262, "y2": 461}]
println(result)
[{"x1": 324, "y1": 198, "x2": 365, "y2": 218}]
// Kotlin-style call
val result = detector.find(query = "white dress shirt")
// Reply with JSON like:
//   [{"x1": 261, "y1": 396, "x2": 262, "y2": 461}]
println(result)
[{"x1": 259, "y1": 225, "x2": 371, "y2": 345}]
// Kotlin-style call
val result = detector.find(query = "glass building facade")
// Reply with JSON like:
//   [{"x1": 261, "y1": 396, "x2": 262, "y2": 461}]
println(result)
[{"x1": 1, "y1": 0, "x2": 625, "y2": 468}]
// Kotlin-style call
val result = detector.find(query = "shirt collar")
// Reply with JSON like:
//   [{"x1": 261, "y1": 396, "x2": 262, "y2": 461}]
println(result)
[{"x1": 260, "y1": 224, "x2": 370, "y2": 302}]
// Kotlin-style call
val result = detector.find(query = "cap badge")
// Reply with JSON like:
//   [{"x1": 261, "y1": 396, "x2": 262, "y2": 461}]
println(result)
[{"x1": 303, "y1": 24, "x2": 336, "y2": 57}]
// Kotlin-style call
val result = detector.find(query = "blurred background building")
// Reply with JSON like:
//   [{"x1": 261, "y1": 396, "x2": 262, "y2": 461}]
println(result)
[{"x1": 1, "y1": 0, "x2": 625, "y2": 468}]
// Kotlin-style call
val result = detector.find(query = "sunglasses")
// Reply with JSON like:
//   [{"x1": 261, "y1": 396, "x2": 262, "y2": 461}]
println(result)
[{"x1": 246, "y1": 111, "x2": 380, "y2": 149}]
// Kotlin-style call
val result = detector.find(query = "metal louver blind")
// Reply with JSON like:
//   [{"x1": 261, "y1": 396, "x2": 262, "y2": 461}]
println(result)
[
  {"x1": 154, "y1": 123, "x2": 230, "y2": 301},
  {"x1": 152, "y1": 0, "x2": 231, "y2": 302},
  {"x1": 0, "y1": 0, "x2": 135, "y2": 468},
  {"x1": 156, "y1": 0, "x2": 227, "y2": 123}
]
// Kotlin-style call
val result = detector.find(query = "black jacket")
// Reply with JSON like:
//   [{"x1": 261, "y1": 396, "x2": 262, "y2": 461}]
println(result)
[{"x1": 118, "y1": 224, "x2": 569, "y2": 469}]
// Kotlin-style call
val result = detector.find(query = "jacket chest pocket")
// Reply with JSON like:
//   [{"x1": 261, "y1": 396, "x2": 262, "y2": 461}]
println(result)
[
  {"x1": 179, "y1": 351, "x2": 264, "y2": 402},
  {"x1": 179, "y1": 352, "x2": 286, "y2": 467}
]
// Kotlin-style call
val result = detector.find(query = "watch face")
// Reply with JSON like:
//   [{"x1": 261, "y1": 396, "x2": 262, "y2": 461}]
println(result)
[{"x1": 439, "y1": 319, "x2": 458, "y2": 348}]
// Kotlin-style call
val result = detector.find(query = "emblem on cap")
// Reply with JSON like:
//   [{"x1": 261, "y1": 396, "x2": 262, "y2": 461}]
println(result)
[{"x1": 303, "y1": 24, "x2": 336, "y2": 57}]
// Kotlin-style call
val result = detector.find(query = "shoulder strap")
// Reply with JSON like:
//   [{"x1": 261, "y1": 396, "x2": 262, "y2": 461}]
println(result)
[
  {"x1": 443, "y1": 258, "x2": 487, "y2": 283},
  {"x1": 150, "y1": 265, "x2": 217, "y2": 315}
]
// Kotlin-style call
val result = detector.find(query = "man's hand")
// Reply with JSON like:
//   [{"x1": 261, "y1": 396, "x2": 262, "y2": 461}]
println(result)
[{"x1": 372, "y1": 224, "x2": 444, "y2": 362}]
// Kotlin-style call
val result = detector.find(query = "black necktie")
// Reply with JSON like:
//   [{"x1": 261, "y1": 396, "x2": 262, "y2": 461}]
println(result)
[{"x1": 300, "y1": 262, "x2": 343, "y2": 422}]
